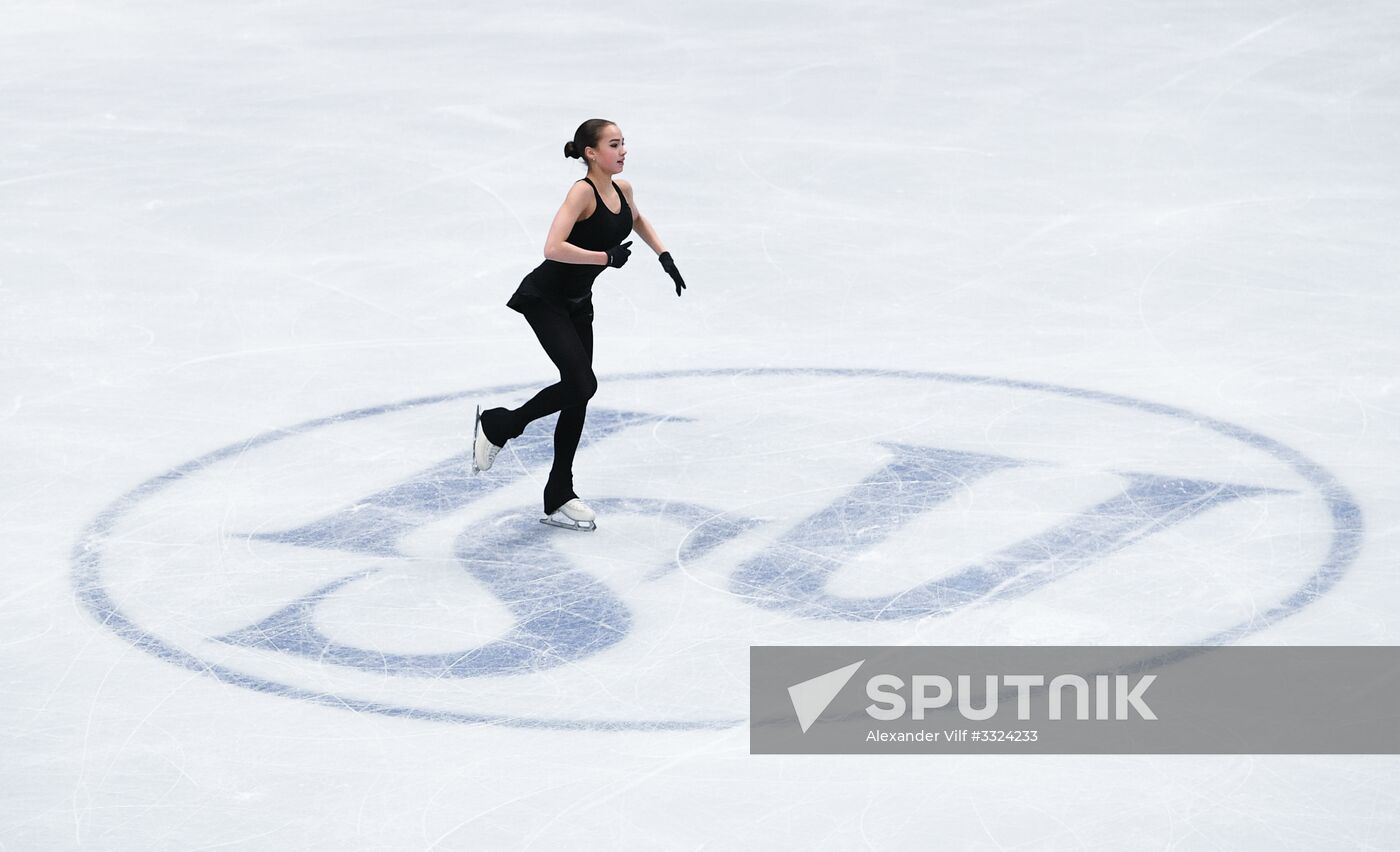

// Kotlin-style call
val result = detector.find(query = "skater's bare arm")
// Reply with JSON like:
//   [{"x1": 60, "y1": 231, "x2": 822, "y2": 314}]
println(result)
[
  {"x1": 618, "y1": 180, "x2": 667, "y2": 255},
  {"x1": 543, "y1": 183, "x2": 610, "y2": 265},
  {"x1": 618, "y1": 179, "x2": 686, "y2": 296}
]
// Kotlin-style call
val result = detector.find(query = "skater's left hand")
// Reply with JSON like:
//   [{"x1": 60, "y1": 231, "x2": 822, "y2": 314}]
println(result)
[{"x1": 659, "y1": 252, "x2": 686, "y2": 297}]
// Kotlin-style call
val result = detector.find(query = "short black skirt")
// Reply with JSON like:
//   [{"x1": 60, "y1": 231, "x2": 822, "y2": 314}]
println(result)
[{"x1": 506, "y1": 264, "x2": 595, "y2": 319}]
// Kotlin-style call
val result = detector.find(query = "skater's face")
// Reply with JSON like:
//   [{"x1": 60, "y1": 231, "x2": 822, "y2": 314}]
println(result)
[{"x1": 586, "y1": 125, "x2": 625, "y2": 174}]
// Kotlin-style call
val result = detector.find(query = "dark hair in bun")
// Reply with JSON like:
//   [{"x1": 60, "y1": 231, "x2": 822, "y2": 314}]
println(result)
[{"x1": 564, "y1": 118, "x2": 616, "y2": 160}]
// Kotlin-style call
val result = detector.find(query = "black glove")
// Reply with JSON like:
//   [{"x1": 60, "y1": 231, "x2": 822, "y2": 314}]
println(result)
[
  {"x1": 659, "y1": 251, "x2": 686, "y2": 296},
  {"x1": 605, "y1": 240, "x2": 633, "y2": 268}
]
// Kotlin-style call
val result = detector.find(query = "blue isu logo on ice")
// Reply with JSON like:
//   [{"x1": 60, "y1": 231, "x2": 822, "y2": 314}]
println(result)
[{"x1": 72, "y1": 368, "x2": 1362, "y2": 729}]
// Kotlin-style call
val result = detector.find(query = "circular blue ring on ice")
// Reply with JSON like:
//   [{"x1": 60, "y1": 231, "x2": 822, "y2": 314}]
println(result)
[{"x1": 71, "y1": 367, "x2": 1364, "y2": 730}]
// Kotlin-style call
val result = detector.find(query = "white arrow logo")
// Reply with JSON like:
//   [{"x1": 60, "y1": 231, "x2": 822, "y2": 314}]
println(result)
[{"x1": 788, "y1": 660, "x2": 865, "y2": 733}]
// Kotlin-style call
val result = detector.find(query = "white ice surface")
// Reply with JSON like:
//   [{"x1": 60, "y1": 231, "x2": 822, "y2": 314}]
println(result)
[{"x1": 4, "y1": 0, "x2": 1400, "y2": 849}]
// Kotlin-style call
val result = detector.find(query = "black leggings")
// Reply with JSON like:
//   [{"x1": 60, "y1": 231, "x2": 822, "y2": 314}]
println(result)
[{"x1": 480, "y1": 306, "x2": 595, "y2": 514}]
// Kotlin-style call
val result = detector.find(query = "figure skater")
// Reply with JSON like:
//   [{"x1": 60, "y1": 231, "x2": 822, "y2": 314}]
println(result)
[{"x1": 472, "y1": 118, "x2": 686, "y2": 531}]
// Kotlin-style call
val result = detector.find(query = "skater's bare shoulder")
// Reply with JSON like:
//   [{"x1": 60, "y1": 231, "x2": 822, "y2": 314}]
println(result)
[
  {"x1": 615, "y1": 179, "x2": 640, "y2": 218},
  {"x1": 561, "y1": 180, "x2": 597, "y2": 220},
  {"x1": 543, "y1": 182, "x2": 603, "y2": 261}
]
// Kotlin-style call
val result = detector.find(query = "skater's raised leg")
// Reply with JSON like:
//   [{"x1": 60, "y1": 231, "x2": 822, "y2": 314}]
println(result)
[{"x1": 475, "y1": 308, "x2": 595, "y2": 513}]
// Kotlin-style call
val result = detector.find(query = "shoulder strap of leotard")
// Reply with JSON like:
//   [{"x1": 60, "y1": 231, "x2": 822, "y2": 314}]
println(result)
[{"x1": 580, "y1": 177, "x2": 604, "y2": 207}]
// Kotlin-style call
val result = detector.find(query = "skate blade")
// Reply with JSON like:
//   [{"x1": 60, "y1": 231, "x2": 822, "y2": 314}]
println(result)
[
  {"x1": 471, "y1": 405, "x2": 483, "y2": 474},
  {"x1": 540, "y1": 517, "x2": 597, "y2": 532}
]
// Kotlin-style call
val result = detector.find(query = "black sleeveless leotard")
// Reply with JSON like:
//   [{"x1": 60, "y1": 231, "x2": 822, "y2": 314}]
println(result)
[{"x1": 507, "y1": 177, "x2": 634, "y2": 317}]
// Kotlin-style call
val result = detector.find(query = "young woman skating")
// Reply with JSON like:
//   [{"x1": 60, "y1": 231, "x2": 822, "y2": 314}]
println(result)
[{"x1": 473, "y1": 118, "x2": 686, "y2": 531}]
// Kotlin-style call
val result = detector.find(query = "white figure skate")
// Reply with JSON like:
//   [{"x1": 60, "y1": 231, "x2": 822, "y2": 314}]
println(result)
[
  {"x1": 541, "y1": 498, "x2": 597, "y2": 532},
  {"x1": 472, "y1": 405, "x2": 502, "y2": 474}
]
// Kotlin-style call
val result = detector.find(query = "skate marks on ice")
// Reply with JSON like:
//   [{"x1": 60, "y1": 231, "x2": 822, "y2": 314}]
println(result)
[{"x1": 73, "y1": 368, "x2": 1361, "y2": 728}]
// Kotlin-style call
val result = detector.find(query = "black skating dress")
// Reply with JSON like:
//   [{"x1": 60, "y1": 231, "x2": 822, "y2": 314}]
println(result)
[{"x1": 507, "y1": 177, "x2": 633, "y2": 318}]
